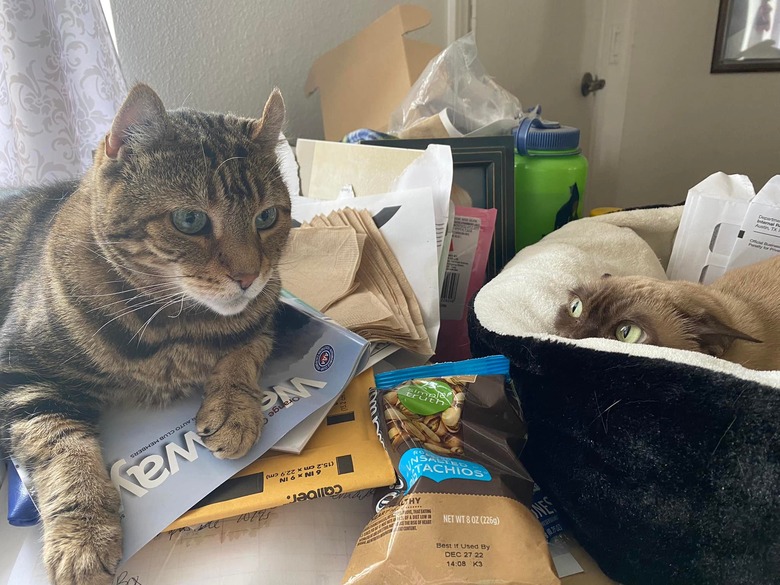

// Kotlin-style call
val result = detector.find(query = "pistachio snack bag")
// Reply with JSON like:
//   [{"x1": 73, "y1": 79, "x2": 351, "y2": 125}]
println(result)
[{"x1": 343, "y1": 355, "x2": 560, "y2": 585}]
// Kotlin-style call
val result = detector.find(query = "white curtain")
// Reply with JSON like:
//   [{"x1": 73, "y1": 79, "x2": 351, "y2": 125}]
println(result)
[{"x1": 0, "y1": 0, "x2": 127, "y2": 187}]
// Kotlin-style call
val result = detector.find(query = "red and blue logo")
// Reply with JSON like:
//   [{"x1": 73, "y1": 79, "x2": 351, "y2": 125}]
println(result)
[{"x1": 315, "y1": 345, "x2": 334, "y2": 372}]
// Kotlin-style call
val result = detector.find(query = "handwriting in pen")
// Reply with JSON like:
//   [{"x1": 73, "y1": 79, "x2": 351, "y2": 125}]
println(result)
[{"x1": 115, "y1": 571, "x2": 142, "y2": 585}]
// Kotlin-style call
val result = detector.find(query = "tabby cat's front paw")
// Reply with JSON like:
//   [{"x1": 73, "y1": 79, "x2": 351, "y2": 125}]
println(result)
[
  {"x1": 42, "y1": 495, "x2": 122, "y2": 585},
  {"x1": 196, "y1": 380, "x2": 265, "y2": 459}
]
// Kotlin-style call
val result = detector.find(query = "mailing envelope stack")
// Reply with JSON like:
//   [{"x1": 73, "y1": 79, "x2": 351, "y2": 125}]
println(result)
[{"x1": 167, "y1": 369, "x2": 395, "y2": 531}]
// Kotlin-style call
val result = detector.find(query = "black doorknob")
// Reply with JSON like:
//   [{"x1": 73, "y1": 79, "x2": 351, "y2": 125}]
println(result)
[{"x1": 581, "y1": 72, "x2": 606, "y2": 96}]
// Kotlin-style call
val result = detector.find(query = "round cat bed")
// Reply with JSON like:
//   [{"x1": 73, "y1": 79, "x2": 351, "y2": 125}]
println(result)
[{"x1": 468, "y1": 206, "x2": 780, "y2": 585}]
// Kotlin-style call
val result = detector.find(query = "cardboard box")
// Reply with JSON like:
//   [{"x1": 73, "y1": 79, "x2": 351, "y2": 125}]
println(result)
[{"x1": 305, "y1": 4, "x2": 441, "y2": 140}]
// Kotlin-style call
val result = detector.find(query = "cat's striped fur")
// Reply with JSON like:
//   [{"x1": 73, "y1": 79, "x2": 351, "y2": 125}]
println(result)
[{"x1": 0, "y1": 85, "x2": 294, "y2": 585}]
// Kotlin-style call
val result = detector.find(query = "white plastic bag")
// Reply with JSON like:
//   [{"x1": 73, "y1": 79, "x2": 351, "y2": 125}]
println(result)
[{"x1": 388, "y1": 32, "x2": 522, "y2": 137}]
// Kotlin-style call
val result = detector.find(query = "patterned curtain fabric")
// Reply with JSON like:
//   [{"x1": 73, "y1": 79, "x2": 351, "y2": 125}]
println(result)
[{"x1": 0, "y1": 0, "x2": 127, "y2": 187}]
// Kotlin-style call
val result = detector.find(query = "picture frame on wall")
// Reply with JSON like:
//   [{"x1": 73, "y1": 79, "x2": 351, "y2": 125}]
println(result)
[
  {"x1": 712, "y1": 0, "x2": 780, "y2": 73},
  {"x1": 361, "y1": 135, "x2": 515, "y2": 279}
]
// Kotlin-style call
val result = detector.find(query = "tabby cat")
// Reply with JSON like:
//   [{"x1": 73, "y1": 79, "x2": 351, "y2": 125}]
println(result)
[
  {"x1": 0, "y1": 84, "x2": 295, "y2": 584},
  {"x1": 554, "y1": 255, "x2": 780, "y2": 370}
]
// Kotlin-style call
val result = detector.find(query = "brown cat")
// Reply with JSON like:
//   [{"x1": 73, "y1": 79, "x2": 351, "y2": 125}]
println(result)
[
  {"x1": 554, "y1": 255, "x2": 780, "y2": 370},
  {"x1": 0, "y1": 84, "x2": 294, "y2": 584}
]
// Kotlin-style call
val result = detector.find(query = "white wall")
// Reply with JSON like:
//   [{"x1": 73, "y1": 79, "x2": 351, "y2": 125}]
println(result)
[
  {"x1": 473, "y1": 0, "x2": 604, "y2": 164},
  {"x1": 473, "y1": 0, "x2": 628, "y2": 213},
  {"x1": 112, "y1": 1, "x2": 780, "y2": 208},
  {"x1": 613, "y1": 0, "x2": 780, "y2": 207},
  {"x1": 110, "y1": 0, "x2": 448, "y2": 140}
]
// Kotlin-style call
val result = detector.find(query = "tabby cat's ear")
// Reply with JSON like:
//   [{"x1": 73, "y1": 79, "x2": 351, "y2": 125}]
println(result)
[
  {"x1": 251, "y1": 88, "x2": 286, "y2": 142},
  {"x1": 106, "y1": 84, "x2": 167, "y2": 159},
  {"x1": 690, "y1": 311, "x2": 762, "y2": 357}
]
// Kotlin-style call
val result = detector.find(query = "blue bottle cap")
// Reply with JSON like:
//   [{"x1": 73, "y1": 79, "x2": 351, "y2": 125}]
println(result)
[{"x1": 514, "y1": 116, "x2": 581, "y2": 156}]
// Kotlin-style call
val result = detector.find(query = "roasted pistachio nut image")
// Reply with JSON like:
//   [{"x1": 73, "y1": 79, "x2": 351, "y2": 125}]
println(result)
[{"x1": 382, "y1": 378, "x2": 465, "y2": 456}]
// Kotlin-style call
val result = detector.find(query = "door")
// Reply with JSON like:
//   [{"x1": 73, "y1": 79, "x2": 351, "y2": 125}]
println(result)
[{"x1": 471, "y1": 0, "x2": 637, "y2": 211}]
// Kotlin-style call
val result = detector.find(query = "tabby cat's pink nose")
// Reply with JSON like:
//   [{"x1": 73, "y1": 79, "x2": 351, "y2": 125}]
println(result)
[{"x1": 230, "y1": 272, "x2": 259, "y2": 291}]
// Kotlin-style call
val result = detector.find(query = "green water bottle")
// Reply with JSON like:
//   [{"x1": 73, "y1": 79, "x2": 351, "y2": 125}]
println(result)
[{"x1": 513, "y1": 116, "x2": 588, "y2": 251}]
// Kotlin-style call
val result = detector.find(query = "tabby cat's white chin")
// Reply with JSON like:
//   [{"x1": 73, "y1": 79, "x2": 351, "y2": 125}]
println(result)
[
  {"x1": 203, "y1": 296, "x2": 252, "y2": 316},
  {"x1": 185, "y1": 273, "x2": 271, "y2": 316}
]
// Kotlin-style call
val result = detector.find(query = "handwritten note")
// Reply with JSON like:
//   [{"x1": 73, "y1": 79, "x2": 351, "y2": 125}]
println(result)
[{"x1": 9, "y1": 492, "x2": 376, "y2": 585}]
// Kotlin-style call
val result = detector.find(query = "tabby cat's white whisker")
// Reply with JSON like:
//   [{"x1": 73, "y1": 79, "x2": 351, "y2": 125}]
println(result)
[
  {"x1": 132, "y1": 294, "x2": 186, "y2": 344},
  {"x1": 78, "y1": 243, "x2": 182, "y2": 280},
  {"x1": 84, "y1": 282, "x2": 179, "y2": 304},
  {"x1": 214, "y1": 156, "x2": 246, "y2": 173},
  {"x1": 110, "y1": 261, "x2": 183, "y2": 280},
  {"x1": 260, "y1": 158, "x2": 283, "y2": 184},
  {"x1": 275, "y1": 255, "x2": 308, "y2": 270},
  {"x1": 169, "y1": 295, "x2": 186, "y2": 318},
  {"x1": 77, "y1": 282, "x2": 178, "y2": 301},
  {"x1": 108, "y1": 291, "x2": 183, "y2": 316},
  {"x1": 88, "y1": 285, "x2": 181, "y2": 313},
  {"x1": 93, "y1": 293, "x2": 183, "y2": 335},
  {"x1": 255, "y1": 281, "x2": 283, "y2": 307},
  {"x1": 71, "y1": 239, "x2": 124, "y2": 246},
  {"x1": 102, "y1": 293, "x2": 182, "y2": 322},
  {"x1": 186, "y1": 300, "x2": 210, "y2": 315},
  {"x1": 200, "y1": 139, "x2": 209, "y2": 175}
]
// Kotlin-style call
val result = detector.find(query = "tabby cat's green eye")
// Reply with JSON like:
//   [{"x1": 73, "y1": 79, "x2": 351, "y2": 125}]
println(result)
[
  {"x1": 569, "y1": 297, "x2": 583, "y2": 318},
  {"x1": 255, "y1": 207, "x2": 278, "y2": 230},
  {"x1": 171, "y1": 209, "x2": 210, "y2": 235},
  {"x1": 616, "y1": 322, "x2": 644, "y2": 344}
]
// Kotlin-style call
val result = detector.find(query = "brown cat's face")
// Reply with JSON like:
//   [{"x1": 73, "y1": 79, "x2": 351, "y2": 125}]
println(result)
[
  {"x1": 90, "y1": 85, "x2": 294, "y2": 316},
  {"x1": 554, "y1": 274, "x2": 758, "y2": 356}
]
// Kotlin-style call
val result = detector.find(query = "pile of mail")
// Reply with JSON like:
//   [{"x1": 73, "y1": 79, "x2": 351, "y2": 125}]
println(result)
[
  {"x1": 292, "y1": 139, "x2": 453, "y2": 360},
  {"x1": 280, "y1": 209, "x2": 432, "y2": 355},
  {"x1": 668, "y1": 172, "x2": 780, "y2": 283}
]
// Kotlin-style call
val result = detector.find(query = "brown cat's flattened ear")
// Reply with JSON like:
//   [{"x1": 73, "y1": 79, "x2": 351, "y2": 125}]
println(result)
[
  {"x1": 251, "y1": 88, "x2": 286, "y2": 142},
  {"x1": 690, "y1": 311, "x2": 762, "y2": 357},
  {"x1": 106, "y1": 84, "x2": 167, "y2": 159}
]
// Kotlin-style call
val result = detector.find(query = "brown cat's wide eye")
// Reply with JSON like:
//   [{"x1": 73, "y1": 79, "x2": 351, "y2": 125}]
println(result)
[
  {"x1": 255, "y1": 207, "x2": 278, "y2": 231},
  {"x1": 616, "y1": 322, "x2": 644, "y2": 344},
  {"x1": 569, "y1": 297, "x2": 583, "y2": 318}
]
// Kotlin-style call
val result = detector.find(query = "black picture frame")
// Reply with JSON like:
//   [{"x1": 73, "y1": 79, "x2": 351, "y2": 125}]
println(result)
[
  {"x1": 361, "y1": 135, "x2": 515, "y2": 279},
  {"x1": 712, "y1": 0, "x2": 780, "y2": 73}
]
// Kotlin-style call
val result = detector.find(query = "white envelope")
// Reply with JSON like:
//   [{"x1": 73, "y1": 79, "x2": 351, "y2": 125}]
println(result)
[
  {"x1": 295, "y1": 140, "x2": 452, "y2": 264},
  {"x1": 666, "y1": 172, "x2": 755, "y2": 283},
  {"x1": 725, "y1": 175, "x2": 780, "y2": 271}
]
